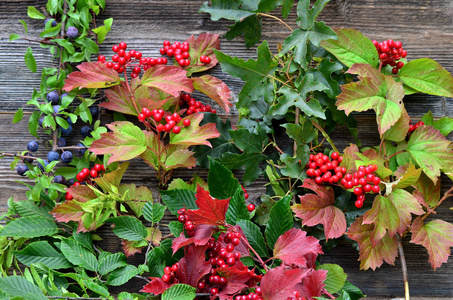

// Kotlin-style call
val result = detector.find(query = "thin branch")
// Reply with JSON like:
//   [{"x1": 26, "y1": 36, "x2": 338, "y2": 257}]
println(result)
[
  {"x1": 1, "y1": 152, "x2": 39, "y2": 161},
  {"x1": 396, "y1": 234, "x2": 410, "y2": 300},
  {"x1": 294, "y1": 107, "x2": 300, "y2": 155},
  {"x1": 311, "y1": 120, "x2": 339, "y2": 153},
  {"x1": 421, "y1": 185, "x2": 453, "y2": 221},
  {"x1": 257, "y1": 13, "x2": 293, "y2": 32}
]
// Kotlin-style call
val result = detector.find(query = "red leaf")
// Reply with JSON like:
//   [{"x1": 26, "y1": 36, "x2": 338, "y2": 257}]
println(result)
[
  {"x1": 260, "y1": 266, "x2": 309, "y2": 300},
  {"x1": 292, "y1": 179, "x2": 347, "y2": 240},
  {"x1": 175, "y1": 244, "x2": 212, "y2": 287},
  {"x1": 295, "y1": 269, "x2": 328, "y2": 299},
  {"x1": 169, "y1": 113, "x2": 220, "y2": 147},
  {"x1": 140, "y1": 277, "x2": 171, "y2": 295},
  {"x1": 410, "y1": 217, "x2": 453, "y2": 270},
  {"x1": 272, "y1": 228, "x2": 323, "y2": 268},
  {"x1": 218, "y1": 226, "x2": 251, "y2": 258},
  {"x1": 185, "y1": 33, "x2": 220, "y2": 76},
  {"x1": 172, "y1": 224, "x2": 216, "y2": 254},
  {"x1": 121, "y1": 239, "x2": 144, "y2": 257},
  {"x1": 100, "y1": 82, "x2": 137, "y2": 115},
  {"x1": 140, "y1": 65, "x2": 193, "y2": 97},
  {"x1": 63, "y1": 62, "x2": 121, "y2": 91},
  {"x1": 185, "y1": 185, "x2": 229, "y2": 226},
  {"x1": 216, "y1": 264, "x2": 261, "y2": 295},
  {"x1": 139, "y1": 130, "x2": 165, "y2": 170},
  {"x1": 193, "y1": 75, "x2": 232, "y2": 114},
  {"x1": 347, "y1": 216, "x2": 398, "y2": 270},
  {"x1": 340, "y1": 144, "x2": 360, "y2": 175}
]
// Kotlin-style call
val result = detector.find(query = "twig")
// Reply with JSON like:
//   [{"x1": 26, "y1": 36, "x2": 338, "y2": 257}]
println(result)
[
  {"x1": 257, "y1": 13, "x2": 293, "y2": 32},
  {"x1": 1, "y1": 152, "x2": 39, "y2": 161},
  {"x1": 421, "y1": 185, "x2": 453, "y2": 221},
  {"x1": 311, "y1": 120, "x2": 339, "y2": 153},
  {"x1": 135, "y1": 275, "x2": 150, "y2": 283},
  {"x1": 396, "y1": 234, "x2": 410, "y2": 300},
  {"x1": 239, "y1": 235, "x2": 268, "y2": 272}
]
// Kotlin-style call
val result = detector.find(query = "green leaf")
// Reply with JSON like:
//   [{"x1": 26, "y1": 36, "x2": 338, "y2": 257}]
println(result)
[
  {"x1": 0, "y1": 276, "x2": 47, "y2": 300},
  {"x1": 273, "y1": 85, "x2": 325, "y2": 119},
  {"x1": 199, "y1": 1, "x2": 256, "y2": 21},
  {"x1": 224, "y1": 15, "x2": 262, "y2": 48},
  {"x1": 61, "y1": 239, "x2": 99, "y2": 272},
  {"x1": 142, "y1": 202, "x2": 166, "y2": 223},
  {"x1": 13, "y1": 200, "x2": 53, "y2": 219},
  {"x1": 340, "y1": 281, "x2": 365, "y2": 300},
  {"x1": 53, "y1": 39, "x2": 75, "y2": 54},
  {"x1": 15, "y1": 241, "x2": 72, "y2": 269},
  {"x1": 84, "y1": 281, "x2": 109, "y2": 297},
  {"x1": 99, "y1": 252, "x2": 127, "y2": 275},
  {"x1": 433, "y1": 117, "x2": 453, "y2": 137},
  {"x1": 0, "y1": 216, "x2": 58, "y2": 238},
  {"x1": 160, "y1": 189, "x2": 197, "y2": 215},
  {"x1": 208, "y1": 158, "x2": 241, "y2": 199},
  {"x1": 398, "y1": 58, "x2": 453, "y2": 97},
  {"x1": 265, "y1": 195, "x2": 293, "y2": 249},
  {"x1": 81, "y1": 37, "x2": 99, "y2": 54},
  {"x1": 24, "y1": 47, "x2": 37, "y2": 73},
  {"x1": 28, "y1": 110, "x2": 40, "y2": 138},
  {"x1": 13, "y1": 108, "x2": 24, "y2": 123},
  {"x1": 236, "y1": 219, "x2": 268, "y2": 258},
  {"x1": 107, "y1": 216, "x2": 148, "y2": 241},
  {"x1": 39, "y1": 23, "x2": 62, "y2": 38},
  {"x1": 317, "y1": 264, "x2": 347, "y2": 294},
  {"x1": 106, "y1": 265, "x2": 139, "y2": 286},
  {"x1": 168, "y1": 221, "x2": 184, "y2": 238},
  {"x1": 73, "y1": 230, "x2": 94, "y2": 251},
  {"x1": 220, "y1": 152, "x2": 266, "y2": 186},
  {"x1": 27, "y1": 6, "x2": 45, "y2": 19},
  {"x1": 320, "y1": 28, "x2": 379, "y2": 68},
  {"x1": 19, "y1": 20, "x2": 28, "y2": 34},
  {"x1": 226, "y1": 187, "x2": 250, "y2": 225},
  {"x1": 162, "y1": 284, "x2": 196, "y2": 300},
  {"x1": 230, "y1": 127, "x2": 267, "y2": 153},
  {"x1": 214, "y1": 41, "x2": 278, "y2": 107},
  {"x1": 9, "y1": 34, "x2": 20, "y2": 41}
]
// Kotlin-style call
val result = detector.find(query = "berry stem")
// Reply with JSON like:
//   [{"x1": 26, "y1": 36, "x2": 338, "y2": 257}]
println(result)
[
  {"x1": 379, "y1": 60, "x2": 383, "y2": 72},
  {"x1": 387, "y1": 150, "x2": 406, "y2": 160},
  {"x1": 257, "y1": 13, "x2": 293, "y2": 32},
  {"x1": 396, "y1": 234, "x2": 410, "y2": 300},
  {"x1": 420, "y1": 185, "x2": 453, "y2": 221},
  {"x1": 311, "y1": 120, "x2": 339, "y2": 153},
  {"x1": 122, "y1": 68, "x2": 140, "y2": 115},
  {"x1": 52, "y1": 129, "x2": 58, "y2": 151}
]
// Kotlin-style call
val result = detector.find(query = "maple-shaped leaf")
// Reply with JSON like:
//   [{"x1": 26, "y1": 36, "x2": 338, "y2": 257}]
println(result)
[
  {"x1": 139, "y1": 130, "x2": 165, "y2": 170},
  {"x1": 340, "y1": 144, "x2": 360, "y2": 175},
  {"x1": 162, "y1": 144, "x2": 196, "y2": 171},
  {"x1": 192, "y1": 75, "x2": 232, "y2": 114},
  {"x1": 169, "y1": 113, "x2": 220, "y2": 147},
  {"x1": 175, "y1": 244, "x2": 212, "y2": 287},
  {"x1": 141, "y1": 277, "x2": 171, "y2": 295},
  {"x1": 63, "y1": 62, "x2": 121, "y2": 91},
  {"x1": 184, "y1": 33, "x2": 220, "y2": 76},
  {"x1": 295, "y1": 269, "x2": 328, "y2": 299},
  {"x1": 118, "y1": 184, "x2": 153, "y2": 218},
  {"x1": 410, "y1": 217, "x2": 453, "y2": 270},
  {"x1": 121, "y1": 239, "x2": 146, "y2": 257},
  {"x1": 260, "y1": 266, "x2": 310, "y2": 300},
  {"x1": 336, "y1": 63, "x2": 404, "y2": 136},
  {"x1": 355, "y1": 150, "x2": 393, "y2": 180},
  {"x1": 272, "y1": 228, "x2": 323, "y2": 267},
  {"x1": 100, "y1": 82, "x2": 137, "y2": 115},
  {"x1": 383, "y1": 106, "x2": 411, "y2": 142},
  {"x1": 406, "y1": 125, "x2": 453, "y2": 184},
  {"x1": 140, "y1": 65, "x2": 193, "y2": 97},
  {"x1": 216, "y1": 264, "x2": 261, "y2": 296},
  {"x1": 347, "y1": 216, "x2": 398, "y2": 270},
  {"x1": 90, "y1": 121, "x2": 147, "y2": 164},
  {"x1": 185, "y1": 185, "x2": 229, "y2": 226},
  {"x1": 392, "y1": 163, "x2": 422, "y2": 189},
  {"x1": 292, "y1": 179, "x2": 346, "y2": 240},
  {"x1": 172, "y1": 224, "x2": 216, "y2": 254},
  {"x1": 412, "y1": 172, "x2": 441, "y2": 207},
  {"x1": 214, "y1": 41, "x2": 278, "y2": 107},
  {"x1": 386, "y1": 189, "x2": 424, "y2": 234},
  {"x1": 94, "y1": 162, "x2": 129, "y2": 194}
]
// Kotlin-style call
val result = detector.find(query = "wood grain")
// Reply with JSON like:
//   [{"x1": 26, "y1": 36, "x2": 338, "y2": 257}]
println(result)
[{"x1": 1, "y1": 0, "x2": 453, "y2": 298}]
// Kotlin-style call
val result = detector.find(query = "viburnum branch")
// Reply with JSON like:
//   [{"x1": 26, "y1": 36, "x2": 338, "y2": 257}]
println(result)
[
  {"x1": 57, "y1": 145, "x2": 88, "y2": 150},
  {"x1": 257, "y1": 13, "x2": 293, "y2": 32},
  {"x1": 269, "y1": 136, "x2": 284, "y2": 155},
  {"x1": 239, "y1": 235, "x2": 268, "y2": 272},
  {"x1": 47, "y1": 297, "x2": 111, "y2": 300},
  {"x1": 387, "y1": 150, "x2": 406, "y2": 160},
  {"x1": 52, "y1": 129, "x2": 58, "y2": 151},
  {"x1": 311, "y1": 120, "x2": 339, "y2": 153},
  {"x1": 396, "y1": 234, "x2": 410, "y2": 300},
  {"x1": 1, "y1": 152, "x2": 39, "y2": 161},
  {"x1": 421, "y1": 185, "x2": 453, "y2": 221}
]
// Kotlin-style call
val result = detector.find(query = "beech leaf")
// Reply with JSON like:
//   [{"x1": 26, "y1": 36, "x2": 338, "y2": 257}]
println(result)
[
  {"x1": 63, "y1": 62, "x2": 121, "y2": 91},
  {"x1": 185, "y1": 185, "x2": 229, "y2": 226},
  {"x1": 192, "y1": 75, "x2": 232, "y2": 114},
  {"x1": 185, "y1": 33, "x2": 220, "y2": 76},
  {"x1": 170, "y1": 113, "x2": 220, "y2": 147},
  {"x1": 410, "y1": 217, "x2": 453, "y2": 270},
  {"x1": 292, "y1": 179, "x2": 347, "y2": 239},
  {"x1": 140, "y1": 65, "x2": 193, "y2": 97},
  {"x1": 260, "y1": 266, "x2": 310, "y2": 300}
]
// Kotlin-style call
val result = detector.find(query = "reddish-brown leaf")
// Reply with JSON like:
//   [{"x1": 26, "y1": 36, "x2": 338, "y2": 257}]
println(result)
[
  {"x1": 340, "y1": 144, "x2": 360, "y2": 175},
  {"x1": 412, "y1": 171, "x2": 441, "y2": 207},
  {"x1": 140, "y1": 65, "x2": 193, "y2": 97},
  {"x1": 185, "y1": 33, "x2": 220, "y2": 76},
  {"x1": 387, "y1": 189, "x2": 424, "y2": 234},
  {"x1": 121, "y1": 239, "x2": 144, "y2": 257},
  {"x1": 169, "y1": 113, "x2": 220, "y2": 147},
  {"x1": 100, "y1": 82, "x2": 137, "y2": 115},
  {"x1": 216, "y1": 264, "x2": 261, "y2": 295},
  {"x1": 192, "y1": 75, "x2": 232, "y2": 114},
  {"x1": 172, "y1": 224, "x2": 217, "y2": 254},
  {"x1": 347, "y1": 216, "x2": 398, "y2": 270},
  {"x1": 162, "y1": 144, "x2": 196, "y2": 171},
  {"x1": 175, "y1": 244, "x2": 212, "y2": 287},
  {"x1": 63, "y1": 62, "x2": 121, "y2": 91},
  {"x1": 260, "y1": 266, "x2": 310, "y2": 300},
  {"x1": 410, "y1": 217, "x2": 453, "y2": 270},
  {"x1": 140, "y1": 277, "x2": 170, "y2": 295},
  {"x1": 272, "y1": 228, "x2": 323, "y2": 268},
  {"x1": 295, "y1": 269, "x2": 328, "y2": 299},
  {"x1": 185, "y1": 185, "x2": 229, "y2": 226},
  {"x1": 292, "y1": 179, "x2": 347, "y2": 240}
]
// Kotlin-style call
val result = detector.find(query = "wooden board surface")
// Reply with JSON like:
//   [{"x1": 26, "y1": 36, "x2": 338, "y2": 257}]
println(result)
[{"x1": 1, "y1": 0, "x2": 453, "y2": 298}]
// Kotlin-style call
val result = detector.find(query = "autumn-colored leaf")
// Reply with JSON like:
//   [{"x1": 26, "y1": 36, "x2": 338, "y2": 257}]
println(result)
[
  {"x1": 139, "y1": 130, "x2": 165, "y2": 170},
  {"x1": 392, "y1": 163, "x2": 422, "y2": 189},
  {"x1": 162, "y1": 144, "x2": 196, "y2": 171},
  {"x1": 355, "y1": 150, "x2": 393, "y2": 180},
  {"x1": 175, "y1": 244, "x2": 212, "y2": 287},
  {"x1": 94, "y1": 162, "x2": 129, "y2": 194},
  {"x1": 412, "y1": 172, "x2": 441, "y2": 207},
  {"x1": 347, "y1": 216, "x2": 398, "y2": 270},
  {"x1": 141, "y1": 277, "x2": 171, "y2": 295},
  {"x1": 296, "y1": 269, "x2": 328, "y2": 299},
  {"x1": 272, "y1": 228, "x2": 323, "y2": 267},
  {"x1": 260, "y1": 266, "x2": 310, "y2": 300},
  {"x1": 90, "y1": 121, "x2": 147, "y2": 164},
  {"x1": 140, "y1": 65, "x2": 193, "y2": 97},
  {"x1": 216, "y1": 264, "x2": 261, "y2": 296},
  {"x1": 217, "y1": 226, "x2": 251, "y2": 259},
  {"x1": 192, "y1": 75, "x2": 232, "y2": 114},
  {"x1": 169, "y1": 113, "x2": 220, "y2": 147},
  {"x1": 340, "y1": 144, "x2": 360, "y2": 175},
  {"x1": 410, "y1": 217, "x2": 453, "y2": 270},
  {"x1": 387, "y1": 189, "x2": 424, "y2": 234},
  {"x1": 383, "y1": 106, "x2": 411, "y2": 142},
  {"x1": 185, "y1": 33, "x2": 220, "y2": 76},
  {"x1": 292, "y1": 179, "x2": 346, "y2": 240},
  {"x1": 63, "y1": 62, "x2": 121, "y2": 91},
  {"x1": 121, "y1": 239, "x2": 145, "y2": 257},
  {"x1": 100, "y1": 82, "x2": 137, "y2": 115},
  {"x1": 185, "y1": 185, "x2": 229, "y2": 226},
  {"x1": 172, "y1": 224, "x2": 216, "y2": 254}
]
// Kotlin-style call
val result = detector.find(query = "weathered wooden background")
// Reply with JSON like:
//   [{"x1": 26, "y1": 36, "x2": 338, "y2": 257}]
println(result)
[{"x1": 1, "y1": 0, "x2": 453, "y2": 298}]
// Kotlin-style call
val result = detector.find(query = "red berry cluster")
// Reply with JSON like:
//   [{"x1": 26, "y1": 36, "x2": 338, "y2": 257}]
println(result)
[
  {"x1": 372, "y1": 39, "x2": 407, "y2": 74},
  {"x1": 177, "y1": 208, "x2": 195, "y2": 237},
  {"x1": 138, "y1": 108, "x2": 191, "y2": 134},
  {"x1": 234, "y1": 290, "x2": 263, "y2": 300},
  {"x1": 241, "y1": 185, "x2": 256, "y2": 212},
  {"x1": 340, "y1": 164, "x2": 381, "y2": 208},
  {"x1": 160, "y1": 40, "x2": 191, "y2": 67},
  {"x1": 179, "y1": 93, "x2": 217, "y2": 115},
  {"x1": 161, "y1": 262, "x2": 180, "y2": 284},
  {"x1": 408, "y1": 120, "x2": 424, "y2": 133},
  {"x1": 306, "y1": 152, "x2": 347, "y2": 185},
  {"x1": 65, "y1": 164, "x2": 105, "y2": 200}
]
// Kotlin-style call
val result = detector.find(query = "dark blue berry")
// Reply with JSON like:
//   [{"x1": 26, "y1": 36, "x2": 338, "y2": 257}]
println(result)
[
  {"x1": 66, "y1": 26, "x2": 79, "y2": 39},
  {"x1": 81, "y1": 126, "x2": 93, "y2": 138},
  {"x1": 57, "y1": 137, "x2": 66, "y2": 148},
  {"x1": 27, "y1": 140, "x2": 39, "y2": 152},
  {"x1": 17, "y1": 164, "x2": 29, "y2": 176},
  {"x1": 47, "y1": 91, "x2": 59, "y2": 105},
  {"x1": 44, "y1": 18, "x2": 57, "y2": 27},
  {"x1": 61, "y1": 151, "x2": 73, "y2": 163},
  {"x1": 89, "y1": 106, "x2": 100, "y2": 119},
  {"x1": 53, "y1": 175, "x2": 66, "y2": 185},
  {"x1": 38, "y1": 160, "x2": 49, "y2": 172},
  {"x1": 67, "y1": 117, "x2": 75, "y2": 125},
  {"x1": 23, "y1": 152, "x2": 33, "y2": 164},
  {"x1": 47, "y1": 151, "x2": 60, "y2": 162},
  {"x1": 67, "y1": 178, "x2": 75, "y2": 186},
  {"x1": 53, "y1": 105, "x2": 61, "y2": 114},
  {"x1": 75, "y1": 142, "x2": 86, "y2": 156},
  {"x1": 39, "y1": 116, "x2": 45, "y2": 128},
  {"x1": 60, "y1": 124, "x2": 73, "y2": 136},
  {"x1": 60, "y1": 93, "x2": 69, "y2": 101}
]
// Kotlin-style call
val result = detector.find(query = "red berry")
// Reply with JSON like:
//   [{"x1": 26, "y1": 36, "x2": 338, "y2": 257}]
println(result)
[
  {"x1": 372, "y1": 185, "x2": 380, "y2": 193},
  {"x1": 210, "y1": 288, "x2": 219, "y2": 296},
  {"x1": 392, "y1": 67, "x2": 399, "y2": 74},
  {"x1": 172, "y1": 126, "x2": 181, "y2": 134},
  {"x1": 94, "y1": 164, "x2": 103, "y2": 172},
  {"x1": 65, "y1": 192, "x2": 73, "y2": 200},
  {"x1": 90, "y1": 169, "x2": 98, "y2": 178},
  {"x1": 112, "y1": 45, "x2": 119, "y2": 52},
  {"x1": 97, "y1": 55, "x2": 105, "y2": 62},
  {"x1": 355, "y1": 200, "x2": 364, "y2": 209},
  {"x1": 372, "y1": 177, "x2": 381, "y2": 185},
  {"x1": 162, "y1": 274, "x2": 171, "y2": 283},
  {"x1": 353, "y1": 187, "x2": 363, "y2": 195},
  {"x1": 159, "y1": 48, "x2": 166, "y2": 55},
  {"x1": 330, "y1": 152, "x2": 339, "y2": 160},
  {"x1": 163, "y1": 40, "x2": 171, "y2": 47},
  {"x1": 315, "y1": 176, "x2": 323, "y2": 184},
  {"x1": 247, "y1": 203, "x2": 255, "y2": 212},
  {"x1": 138, "y1": 113, "x2": 146, "y2": 121},
  {"x1": 183, "y1": 119, "x2": 191, "y2": 127},
  {"x1": 164, "y1": 266, "x2": 172, "y2": 274}
]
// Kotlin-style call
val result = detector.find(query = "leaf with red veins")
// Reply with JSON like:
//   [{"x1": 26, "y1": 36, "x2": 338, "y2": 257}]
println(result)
[
  {"x1": 162, "y1": 144, "x2": 196, "y2": 171},
  {"x1": 140, "y1": 277, "x2": 171, "y2": 295},
  {"x1": 172, "y1": 224, "x2": 217, "y2": 254},
  {"x1": 185, "y1": 186, "x2": 229, "y2": 226},
  {"x1": 193, "y1": 75, "x2": 232, "y2": 114},
  {"x1": 260, "y1": 266, "x2": 310, "y2": 300},
  {"x1": 340, "y1": 144, "x2": 360, "y2": 175},
  {"x1": 63, "y1": 62, "x2": 121, "y2": 91},
  {"x1": 121, "y1": 239, "x2": 144, "y2": 257},
  {"x1": 90, "y1": 121, "x2": 147, "y2": 165},
  {"x1": 383, "y1": 106, "x2": 411, "y2": 143},
  {"x1": 347, "y1": 216, "x2": 398, "y2": 270},
  {"x1": 100, "y1": 82, "x2": 136, "y2": 115},
  {"x1": 295, "y1": 269, "x2": 328, "y2": 299},
  {"x1": 216, "y1": 264, "x2": 262, "y2": 295},
  {"x1": 410, "y1": 217, "x2": 453, "y2": 270},
  {"x1": 139, "y1": 130, "x2": 164, "y2": 170},
  {"x1": 387, "y1": 189, "x2": 424, "y2": 234},
  {"x1": 185, "y1": 33, "x2": 220, "y2": 76},
  {"x1": 272, "y1": 228, "x2": 323, "y2": 267},
  {"x1": 292, "y1": 179, "x2": 346, "y2": 240},
  {"x1": 412, "y1": 172, "x2": 441, "y2": 207},
  {"x1": 140, "y1": 65, "x2": 193, "y2": 97},
  {"x1": 169, "y1": 113, "x2": 220, "y2": 147},
  {"x1": 175, "y1": 244, "x2": 212, "y2": 287}
]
